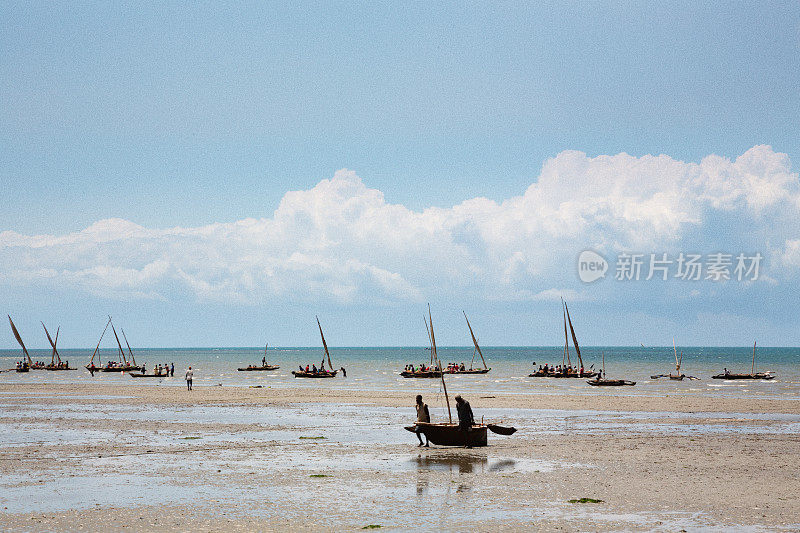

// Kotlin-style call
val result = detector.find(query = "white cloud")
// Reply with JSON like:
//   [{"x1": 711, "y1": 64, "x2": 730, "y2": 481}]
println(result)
[{"x1": 1, "y1": 146, "x2": 798, "y2": 304}]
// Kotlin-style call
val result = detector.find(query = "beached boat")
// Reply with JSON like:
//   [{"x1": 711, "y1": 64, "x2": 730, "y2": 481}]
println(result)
[
  {"x1": 529, "y1": 301, "x2": 597, "y2": 378},
  {"x1": 238, "y1": 343, "x2": 279, "y2": 371},
  {"x1": 406, "y1": 306, "x2": 514, "y2": 447},
  {"x1": 712, "y1": 342, "x2": 774, "y2": 380},
  {"x1": 8, "y1": 315, "x2": 36, "y2": 372},
  {"x1": 129, "y1": 372, "x2": 169, "y2": 378},
  {"x1": 444, "y1": 312, "x2": 490, "y2": 375},
  {"x1": 586, "y1": 352, "x2": 636, "y2": 386},
  {"x1": 292, "y1": 317, "x2": 339, "y2": 378}
]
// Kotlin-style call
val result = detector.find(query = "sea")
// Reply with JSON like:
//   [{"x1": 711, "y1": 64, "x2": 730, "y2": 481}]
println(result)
[{"x1": 1, "y1": 346, "x2": 798, "y2": 401}]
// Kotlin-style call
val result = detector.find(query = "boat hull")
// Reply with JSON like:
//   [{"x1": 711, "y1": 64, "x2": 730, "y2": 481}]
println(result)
[
  {"x1": 238, "y1": 366, "x2": 280, "y2": 371},
  {"x1": 400, "y1": 371, "x2": 442, "y2": 378},
  {"x1": 129, "y1": 373, "x2": 169, "y2": 378},
  {"x1": 292, "y1": 370, "x2": 338, "y2": 378},
  {"x1": 712, "y1": 373, "x2": 774, "y2": 380},
  {"x1": 45, "y1": 367, "x2": 76, "y2": 371},
  {"x1": 446, "y1": 368, "x2": 491, "y2": 374},
  {"x1": 587, "y1": 379, "x2": 636, "y2": 386},
  {"x1": 99, "y1": 366, "x2": 142, "y2": 373},
  {"x1": 407, "y1": 423, "x2": 488, "y2": 447},
  {"x1": 529, "y1": 371, "x2": 598, "y2": 378}
]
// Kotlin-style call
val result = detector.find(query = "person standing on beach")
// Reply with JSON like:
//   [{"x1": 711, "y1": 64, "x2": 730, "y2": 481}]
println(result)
[
  {"x1": 185, "y1": 366, "x2": 193, "y2": 391},
  {"x1": 455, "y1": 395, "x2": 474, "y2": 448},
  {"x1": 170, "y1": 363, "x2": 174, "y2": 377},
  {"x1": 415, "y1": 394, "x2": 430, "y2": 447}
]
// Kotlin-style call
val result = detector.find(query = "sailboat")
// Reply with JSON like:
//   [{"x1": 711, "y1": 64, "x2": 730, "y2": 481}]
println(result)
[
  {"x1": 292, "y1": 317, "x2": 339, "y2": 378},
  {"x1": 238, "y1": 343, "x2": 280, "y2": 371},
  {"x1": 100, "y1": 321, "x2": 141, "y2": 372},
  {"x1": 85, "y1": 317, "x2": 112, "y2": 374},
  {"x1": 529, "y1": 301, "x2": 597, "y2": 378},
  {"x1": 400, "y1": 317, "x2": 442, "y2": 378},
  {"x1": 445, "y1": 312, "x2": 490, "y2": 374},
  {"x1": 587, "y1": 351, "x2": 636, "y2": 386},
  {"x1": 405, "y1": 305, "x2": 515, "y2": 446},
  {"x1": 712, "y1": 342, "x2": 774, "y2": 380},
  {"x1": 42, "y1": 323, "x2": 75, "y2": 370},
  {"x1": 8, "y1": 315, "x2": 38, "y2": 372},
  {"x1": 650, "y1": 340, "x2": 699, "y2": 380}
]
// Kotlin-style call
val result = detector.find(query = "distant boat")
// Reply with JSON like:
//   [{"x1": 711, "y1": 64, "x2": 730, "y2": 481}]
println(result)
[
  {"x1": 42, "y1": 323, "x2": 75, "y2": 370},
  {"x1": 84, "y1": 317, "x2": 141, "y2": 374},
  {"x1": 400, "y1": 316, "x2": 442, "y2": 378},
  {"x1": 444, "y1": 311, "x2": 490, "y2": 375},
  {"x1": 292, "y1": 317, "x2": 339, "y2": 378},
  {"x1": 712, "y1": 342, "x2": 774, "y2": 380},
  {"x1": 8, "y1": 315, "x2": 36, "y2": 372},
  {"x1": 530, "y1": 301, "x2": 597, "y2": 378},
  {"x1": 238, "y1": 343, "x2": 279, "y2": 371},
  {"x1": 587, "y1": 352, "x2": 636, "y2": 386},
  {"x1": 650, "y1": 339, "x2": 699, "y2": 381}
]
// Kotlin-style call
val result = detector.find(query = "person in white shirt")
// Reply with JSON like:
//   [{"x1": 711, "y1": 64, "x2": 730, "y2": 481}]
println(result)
[{"x1": 185, "y1": 366, "x2": 193, "y2": 391}]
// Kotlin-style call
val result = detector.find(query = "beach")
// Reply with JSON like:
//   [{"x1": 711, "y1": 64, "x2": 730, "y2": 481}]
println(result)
[{"x1": 1, "y1": 381, "x2": 799, "y2": 532}]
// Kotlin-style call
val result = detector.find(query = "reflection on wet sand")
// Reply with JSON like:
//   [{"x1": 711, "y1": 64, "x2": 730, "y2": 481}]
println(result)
[{"x1": 412, "y1": 453, "x2": 488, "y2": 474}]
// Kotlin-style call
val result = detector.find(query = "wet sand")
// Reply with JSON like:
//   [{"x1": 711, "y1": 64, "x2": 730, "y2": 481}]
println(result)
[{"x1": 1, "y1": 382, "x2": 799, "y2": 531}]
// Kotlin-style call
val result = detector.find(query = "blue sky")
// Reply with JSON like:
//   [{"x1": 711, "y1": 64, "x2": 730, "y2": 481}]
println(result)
[{"x1": 2, "y1": 2, "x2": 799, "y2": 348}]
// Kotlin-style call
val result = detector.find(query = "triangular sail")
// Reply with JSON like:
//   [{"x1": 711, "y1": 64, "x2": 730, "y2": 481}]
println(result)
[
  {"x1": 263, "y1": 342, "x2": 269, "y2": 364},
  {"x1": 562, "y1": 301, "x2": 571, "y2": 367},
  {"x1": 424, "y1": 317, "x2": 434, "y2": 366},
  {"x1": 463, "y1": 311, "x2": 487, "y2": 370},
  {"x1": 564, "y1": 303, "x2": 584, "y2": 370},
  {"x1": 42, "y1": 322, "x2": 61, "y2": 364},
  {"x1": 89, "y1": 317, "x2": 112, "y2": 366},
  {"x1": 110, "y1": 322, "x2": 128, "y2": 366},
  {"x1": 54, "y1": 327, "x2": 60, "y2": 364},
  {"x1": 8, "y1": 315, "x2": 32, "y2": 365},
  {"x1": 316, "y1": 316, "x2": 333, "y2": 370},
  {"x1": 752, "y1": 341, "x2": 757, "y2": 374},
  {"x1": 121, "y1": 329, "x2": 136, "y2": 366},
  {"x1": 429, "y1": 304, "x2": 452, "y2": 423},
  {"x1": 673, "y1": 338, "x2": 680, "y2": 373}
]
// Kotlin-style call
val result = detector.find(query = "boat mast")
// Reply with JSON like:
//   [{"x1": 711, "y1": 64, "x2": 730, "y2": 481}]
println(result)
[
  {"x1": 564, "y1": 303, "x2": 584, "y2": 370},
  {"x1": 424, "y1": 317, "x2": 434, "y2": 367},
  {"x1": 121, "y1": 329, "x2": 136, "y2": 367},
  {"x1": 263, "y1": 342, "x2": 269, "y2": 364},
  {"x1": 429, "y1": 304, "x2": 451, "y2": 423},
  {"x1": 8, "y1": 315, "x2": 33, "y2": 366},
  {"x1": 89, "y1": 317, "x2": 112, "y2": 366},
  {"x1": 562, "y1": 300, "x2": 571, "y2": 367},
  {"x1": 752, "y1": 341, "x2": 756, "y2": 374},
  {"x1": 463, "y1": 311, "x2": 487, "y2": 370},
  {"x1": 110, "y1": 321, "x2": 128, "y2": 366},
  {"x1": 42, "y1": 322, "x2": 61, "y2": 365},
  {"x1": 673, "y1": 338, "x2": 680, "y2": 374},
  {"x1": 316, "y1": 316, "x2": 333, "y2": 371}
]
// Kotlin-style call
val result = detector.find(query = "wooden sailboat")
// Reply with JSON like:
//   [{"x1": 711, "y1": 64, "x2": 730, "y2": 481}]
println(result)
[
  {"x1": 8, "y1": 315, "x2": 37, "y2": 372},
  {"x1": 400, "y1": 317, "x2": 442, "y2": 378},
  {"x1": 238, "y1": 343, "x2": 280, "y2": 371},
  {"x1": 445, "y1": 312, "x2": 490, "y2": 374},
  {"x1": 650, "y1": 340, "x2": 699, "y2": 380},
  {"x1": 292, "y1": 317, "x2": 339, "y2": 378},
  {"x1": 587, "y1": 351, "x2": 635, "y2": 386},
  {"x1": 529, "y1": 301, "x2": 597, "y2": 378},
  {"x1": 406, "y1": 305, "x2": 514, "y2": 446},
  {"x1": 712, "y1": 342, "x2": 774, "y2": 380},
  {"x1": 100, "y1": 321, "x2": 141, "y2": 372},
  {"x1": 85, "y1": 317, "x2": 112, "y2": 374},
  {"x1": 42, "y1": 323, "x2": 75, "y2": 370}
]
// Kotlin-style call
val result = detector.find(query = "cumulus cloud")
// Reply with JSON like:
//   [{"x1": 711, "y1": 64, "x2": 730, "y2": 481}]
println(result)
[{"x1": 1, "y1": 146, "x2": 798, "y2": 304}]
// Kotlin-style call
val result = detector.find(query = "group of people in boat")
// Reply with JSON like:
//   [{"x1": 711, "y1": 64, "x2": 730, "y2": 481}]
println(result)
[
  {"x1": 296, "y1": 364, "x2": 346, "y2": 377},
  {"x1": 16, "y1": 361, "x2": 31, "y2": 371},
  {"x1": 445, "y1": 362, "x2": 468, "y2": 373},
  {"x1": 403, "y1": 364, "x2": 440, "y2": 373},
  {"x1": 532, "y1": 362, "x2": 587, "y2": 376},
  {"x1": 47, "y1": 360, "x2": 70, "y2": 369}
]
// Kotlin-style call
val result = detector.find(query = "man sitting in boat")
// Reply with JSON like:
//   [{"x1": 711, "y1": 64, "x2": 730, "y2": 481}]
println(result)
[{"x1": 455, "y1": 395, "x2": 475, "y2": 448}]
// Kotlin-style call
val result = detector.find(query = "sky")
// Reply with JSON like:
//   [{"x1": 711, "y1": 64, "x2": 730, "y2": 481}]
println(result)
[{"x1": 1, "y1": 2, "x2": 799, "y2": 348}]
